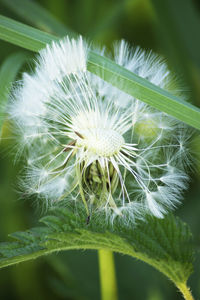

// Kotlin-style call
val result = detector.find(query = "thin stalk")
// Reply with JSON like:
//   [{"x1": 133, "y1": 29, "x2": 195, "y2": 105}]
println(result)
[
  {"x1": 98, "y1": 249, "x2": 118, "y2": 300},
  {"x1": 177, "y1": 282, "x2": 194, "y2": 300}
]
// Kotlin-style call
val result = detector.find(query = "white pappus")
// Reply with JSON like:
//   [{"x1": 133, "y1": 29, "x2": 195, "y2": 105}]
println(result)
[{"x1": 9, "y1": 36, "x2": 191, "y2": 224}]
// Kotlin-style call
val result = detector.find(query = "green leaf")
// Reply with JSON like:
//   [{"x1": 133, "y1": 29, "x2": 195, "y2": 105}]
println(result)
[
  {"x1": 0, "y1": 15, "x2": 57, "y2": 51},
  {"x1": 0, "y1": 52, "x2": 28, "y2": 133},
  {"x1": 0, "y1": 205, "x2": 194, "y2": 289},
  {"x1": 0, "y1": 15, "x2": 200, "y2": 130},
  {"x1": 0, "y1": 0, "x2": 75, "y2": 36}
]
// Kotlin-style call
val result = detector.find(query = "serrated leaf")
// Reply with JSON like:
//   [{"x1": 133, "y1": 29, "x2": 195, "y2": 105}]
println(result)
[
  {"x1": 0, "y1": 205, "x2": 193, "y2": 289},
  {"x1": 0, "y1": 15, "x2": 200, "y2": 130},
  {"x1": 40, "y1": 215, "x2": 64, "y2": 231},
  {"x1": 9, "y1": 231, "x2": 36, "y2": 243}
]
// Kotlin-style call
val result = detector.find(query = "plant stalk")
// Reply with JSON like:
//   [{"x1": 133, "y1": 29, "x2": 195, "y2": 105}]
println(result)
[
  {"x1": 98, "y1": 249, "x2": 118, "y2": 300},
  {"x1": 177, "y1": 282, "x2": 194, "y2": 300}
]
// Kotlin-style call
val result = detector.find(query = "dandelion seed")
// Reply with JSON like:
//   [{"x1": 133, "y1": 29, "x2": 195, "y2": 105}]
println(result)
[{"x1": 9, "y1": 36, "x2": 191, "y2": 223}]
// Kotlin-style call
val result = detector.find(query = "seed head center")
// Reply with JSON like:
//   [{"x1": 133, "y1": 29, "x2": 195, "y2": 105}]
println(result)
[
  {"x1": 72, "y1": 111, "x2": 125, "y2": 157},
  {"x1": 78, "y1": 128, "x2": 124, "y2": 157}
]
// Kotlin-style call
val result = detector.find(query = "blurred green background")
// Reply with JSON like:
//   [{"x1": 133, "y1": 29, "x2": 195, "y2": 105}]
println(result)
[{"x1": 0, "y1": 0, "x2": 200, "y2": 299}]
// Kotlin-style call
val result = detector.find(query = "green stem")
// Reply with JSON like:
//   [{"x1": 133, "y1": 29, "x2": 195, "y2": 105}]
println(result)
[
  {"x1": 177, "y1": 282, "x2": 194, "y2": 300},
  {"x1": 76, "y1": 164, "x2": 89, "y2": 216},
  {"x1": 98, "y1": 249, "x2": 118, "y2": 300}
]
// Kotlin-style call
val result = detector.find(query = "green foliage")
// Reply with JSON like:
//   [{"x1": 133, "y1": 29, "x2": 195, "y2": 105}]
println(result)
[
  {"x1": 0, "y1": 3, "x2": 198, "y2": 298},
  {"x1": 0, "y1": 204, "x2": 193, "y2": 287},
  {"x1": 151, "y1": 0, "x2": 200, "y2": 109},
  {"x1": 0, "y1": 15, "x2": 200, "y2": 130},
  {"x1": 0, "y1": 52, "x2": 28, "y2": 133},
  {"x1": 0, "y1": 15, "x2": 57, "y2": 51},
  {"x1": 152, "y1": 0, "x2": 200, "y2": 71},
  {"x1": 0, "y1": 0, "x2": 74, "y2": 36}
]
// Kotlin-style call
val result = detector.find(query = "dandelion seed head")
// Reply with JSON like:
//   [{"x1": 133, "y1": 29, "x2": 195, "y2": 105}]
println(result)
[{"x1": 8, "y1": 35, "x2": 192, "y2": 225}]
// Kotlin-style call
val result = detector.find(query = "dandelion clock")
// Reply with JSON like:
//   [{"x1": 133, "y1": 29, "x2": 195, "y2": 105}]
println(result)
[{"x1": 9, "y1": 36, "x2": 191, "y2": 224}]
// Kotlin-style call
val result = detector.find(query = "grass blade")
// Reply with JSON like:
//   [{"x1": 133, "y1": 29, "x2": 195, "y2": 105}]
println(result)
[
  {"x1": 0, "y1": 15, "x2": 57, "y2": 51},
  {"x1": 0, "y1": 15, "x2": 200, "y2": 130}
]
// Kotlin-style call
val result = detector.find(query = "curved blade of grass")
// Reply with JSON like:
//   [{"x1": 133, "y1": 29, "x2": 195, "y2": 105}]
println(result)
[
  {"x1": 0, "y1": 0, "x2": 75, "y2": 37},
  {"x1": 0, "y1": 15, "x2": 200, "y2": 130},
  {"x1": 0, "y1": 15, "x2": 58, "y2": 51},
  {"x1": 0, "y1": 51, "x2": 29, "y2": 134}
]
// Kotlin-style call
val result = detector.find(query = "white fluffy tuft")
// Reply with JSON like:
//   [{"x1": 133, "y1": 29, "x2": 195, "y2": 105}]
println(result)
[
  {"x1": 37, "y1": 36, "x2": 88, "y2": 81},
  {"x1": 8, "y1": 36, "x2": 192, "y2": 224}
]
